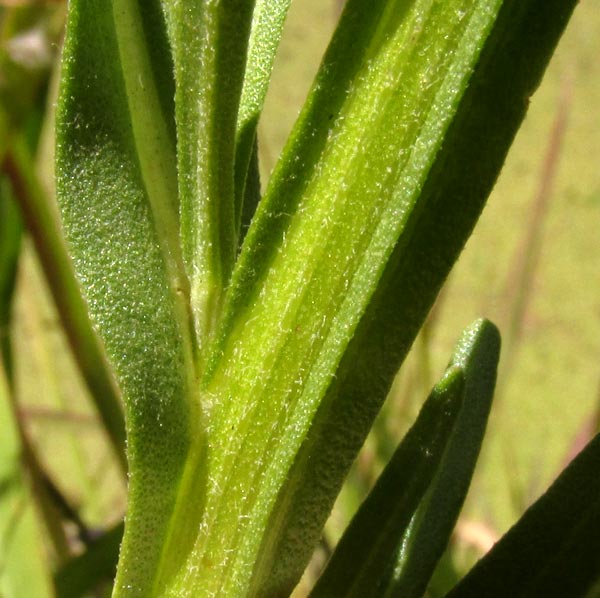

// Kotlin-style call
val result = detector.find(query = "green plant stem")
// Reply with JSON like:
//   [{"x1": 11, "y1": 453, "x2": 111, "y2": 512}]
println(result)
[{"x1": 2, "y1": 138, "x2": 127, "y2": 475}]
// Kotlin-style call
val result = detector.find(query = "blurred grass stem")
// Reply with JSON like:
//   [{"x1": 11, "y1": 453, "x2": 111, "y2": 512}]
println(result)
[
  {"x1": 498, "y1": 78, "x2": 572, "y2": 393},
  {"x1": 2, "y1": 137, "x2": 127, "y2": 475}
]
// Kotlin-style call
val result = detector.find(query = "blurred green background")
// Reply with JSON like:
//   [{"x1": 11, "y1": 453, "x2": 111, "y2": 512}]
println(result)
[{"x1": 1, "y1": 0, "x2": 598, "y2": 595}]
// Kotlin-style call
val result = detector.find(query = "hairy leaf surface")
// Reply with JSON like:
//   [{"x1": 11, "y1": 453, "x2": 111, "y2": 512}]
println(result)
[
  {"x1": 234, "y1": 0, "x2": 291, "y2": 234},
  {"x1": 162, "y1": 0, "x2": 256, "y2": 354},
  {"x1": 309, "y1": 366, "x2": 466, "y2": 598},
  {"x1": 56, "y1": 2, "x2": 198, "y2": 595},
  {"x1": 196, "y1": 0, "x2": 576, "y2": 595}
]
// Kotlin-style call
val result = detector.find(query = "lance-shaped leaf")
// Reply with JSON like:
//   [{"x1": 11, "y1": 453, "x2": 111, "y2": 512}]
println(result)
[
  {"x1": 161, "y1": 0, "x2": 257, "y2": 353},
  {"x1": 56, "y1": 1, "x2": 199, "y2": 595},
  {"x1": 388, "y1": 318, "x2": 500, "y2": 597},
  {"x1": 191, "y1": 1, "x2": 576, "y2": 595},
  {"x1": 309, "y1": 366, "x2": 466, "y2": 598},
  {"x1": 309, "y1": 319, "x2": 499, "y2": 597},
  {"x1": 234, "y1": 0, "x2": 291, "y2": 233},
  {"x1": 447, "y1": 432, "x2": 600, "y2": 598}
]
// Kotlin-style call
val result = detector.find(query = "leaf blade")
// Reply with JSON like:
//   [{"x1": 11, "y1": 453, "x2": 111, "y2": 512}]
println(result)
[
  {"x1": 234, "y1": 0, "x2": 291, "y2": 234},
  {"x1": 162, "y1": 0, "x2": 257, "y2": 353},
  {"x1": 388, "y1": 319, "x2": 501, "y2": 597},
  {"x1": 55, "y1": 1, "x2": 198, "y2": 594},
  {"x1": 446, "y1": 433, "x2": 600, "y2": 597},
  {"x1": 309, "y1": 366, "x2": 466, "y2": 598},
  {"x1": 204, "y1": 0, "x2": 576, "y2": 594},
  {"x1": 308, "y1": 319, "x2": 500, "y2": 598}
]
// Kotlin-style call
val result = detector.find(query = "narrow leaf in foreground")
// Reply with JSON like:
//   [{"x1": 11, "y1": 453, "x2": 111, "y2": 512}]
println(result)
[
  {"x1": 56, "y1": 2, "x2": 198, "y2": 595},
  {"x1": 162, "y1": 0, "x2": 257, "y2": 352},
  {"x1": 447, "y1": 433, "x2": 600, "y2": 598},
  {"x1": 234, "y1": 0, "x2": 291, "y2": 232},
  {"x1": 195, "y1": 1, "x2": 575, "y2": 595},
  {"x1": 389, "y1": 319, "x2": 501, "y2": 597},
  {"x1": 309, "y1": 366, "x2": 465, "y2": 598}
]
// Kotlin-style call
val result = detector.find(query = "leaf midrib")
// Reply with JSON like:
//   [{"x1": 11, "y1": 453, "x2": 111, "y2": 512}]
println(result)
[{"x1": 202, "y1": 0, "x2": 477, "y2": 506}]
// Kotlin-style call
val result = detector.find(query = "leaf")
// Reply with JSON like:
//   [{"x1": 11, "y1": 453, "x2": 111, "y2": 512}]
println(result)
[
  {"x1": 194, "y1": 1, "x2": 575, "y2": 595},
  {"x1": 234, "y1": 0, "x2": 291, "y2": 234},
  {"x1": 388, "y1": 319, "x2": 500, "y2": 597},
  {"x1": 56, "y1": 1, "x2": 198, "y2": 595},
  {"x1": 161, "y1": 0, "x2": 258, "y2": 352},
  {"x1": 309, "y1": 366, "x2": 466, "y2": 598},
  {"x1": 446, "y1": 433, "x2": 600, "y2": 598},
  {"x1": 309, "y1": 319, "x2": 500, "y2": 598}
]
